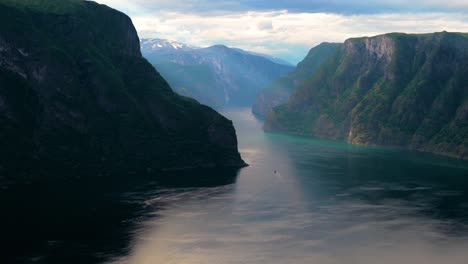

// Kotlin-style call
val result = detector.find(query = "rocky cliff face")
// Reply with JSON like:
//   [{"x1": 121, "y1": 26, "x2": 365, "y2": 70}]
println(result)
[
  {"x1": 265, "y1": 32, "x2": 468, "y2": 159},
  {"x1": 142, "y1": 40, "x2": 294, "y2": 108},
  {"x1": 0, "y1": 0, "x2": 246, "y2": 177},
  {"x1": 252, "y1": 43, "x2": 341, "y2": 118}
]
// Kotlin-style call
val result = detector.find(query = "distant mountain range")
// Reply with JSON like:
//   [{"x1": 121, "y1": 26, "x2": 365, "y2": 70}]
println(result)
[
  {"x1": 230, "y1": 48, "x2": 293, "y2": 66},
  {"x1": 141, "y1": 39, "x2": 294, "y2": 108},
  {"x1": 265, "y1": 32, "x2": 468, "y2": 160}
]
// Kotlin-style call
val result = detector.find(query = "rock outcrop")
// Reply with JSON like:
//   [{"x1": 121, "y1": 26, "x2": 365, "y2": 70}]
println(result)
[{"x1": 0, "y1": 0, "x2": 246, "y2": 176}]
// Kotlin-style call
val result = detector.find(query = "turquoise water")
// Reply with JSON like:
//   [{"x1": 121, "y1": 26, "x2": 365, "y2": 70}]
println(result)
[{"x1": 1, "y1": 107, "x2": 467, "y2": 263}]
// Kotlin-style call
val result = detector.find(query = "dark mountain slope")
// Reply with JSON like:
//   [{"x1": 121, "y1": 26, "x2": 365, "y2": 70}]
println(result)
[
  {"x1": 0, "y1": 0, "x2": 246, "y2": 176},
  {"x1": 265, "y1": 32, "x2": 468, "y2": 159}
]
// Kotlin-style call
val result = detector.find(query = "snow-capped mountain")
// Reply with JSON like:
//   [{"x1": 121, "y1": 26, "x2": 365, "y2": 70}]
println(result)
[
  {"x1": 141, "y1": 38, "x2": 294, "y2": 67},
  {"x1": 140, "y1": 38, "x2": 197, "y2": 54},
  {"x1": 141, "y1": 38, "x2": 294, "y2": 108}
]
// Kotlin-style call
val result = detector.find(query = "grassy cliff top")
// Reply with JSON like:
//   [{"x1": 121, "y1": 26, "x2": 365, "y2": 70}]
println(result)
[{"x1": 347, "y1": 31, "x2": 468, "y2": 43}]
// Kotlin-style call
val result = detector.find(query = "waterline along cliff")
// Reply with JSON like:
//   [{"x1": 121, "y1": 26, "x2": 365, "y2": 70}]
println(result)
[
  {"x1": 265, "y1": 32, "x2": 468, "y2": 159},
  {"x1": 0, "y1": 0, "x2": 246, "y2": 176}
]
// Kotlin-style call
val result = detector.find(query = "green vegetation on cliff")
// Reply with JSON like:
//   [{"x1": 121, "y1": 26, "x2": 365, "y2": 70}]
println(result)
[
  {"x1": 0, "y1": 0, "x2": 245, "y2": 176},
  {"x1": 252, "y1": 43, "x2": 341, "y2": 118},
  {"x1": 265, "y1": 32, "x2": 468, "y2": 159}
]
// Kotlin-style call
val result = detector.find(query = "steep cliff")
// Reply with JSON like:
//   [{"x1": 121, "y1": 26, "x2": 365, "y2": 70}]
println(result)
[
  {"x1": 142, "y1": 40, "x2": 294, "y2": 108},
  {"x1": 265, "y1": 32, "x2": 468, "y2": 159},
  {"x1": 0, "y1": 0, "x2": 246, "y2": 176},
  {"x1": 252, "y1": 43, "x2": 341, "y2": 118}
]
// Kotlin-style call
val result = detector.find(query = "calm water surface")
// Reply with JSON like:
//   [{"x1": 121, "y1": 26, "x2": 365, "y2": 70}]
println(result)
[{"x1": 2, "y1": 107, "x2": 468, "y2": 263}]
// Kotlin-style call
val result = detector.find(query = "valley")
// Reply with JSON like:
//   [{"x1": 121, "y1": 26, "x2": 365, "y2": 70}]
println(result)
[{"x1": 0, "y1": 1, "x2": 467, "y2": 263}]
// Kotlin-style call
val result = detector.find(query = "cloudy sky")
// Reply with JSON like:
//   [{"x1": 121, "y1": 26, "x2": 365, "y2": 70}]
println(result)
[{"x1": 95, "y1": 0, "x2": 468, "y2": 64}]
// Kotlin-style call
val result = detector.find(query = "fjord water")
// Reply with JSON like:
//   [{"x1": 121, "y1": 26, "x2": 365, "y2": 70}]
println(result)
[
  {"x1": 2, "y1": 108, "x2": 468, "y2": 263},
  {"x1": 109, "y1": 108, "x2": 468, "y2": 264}
]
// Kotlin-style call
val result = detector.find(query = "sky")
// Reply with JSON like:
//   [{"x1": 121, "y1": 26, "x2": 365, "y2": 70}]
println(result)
[{"x1": 95, "y1": 0, "x2": 468, "y2": 64}]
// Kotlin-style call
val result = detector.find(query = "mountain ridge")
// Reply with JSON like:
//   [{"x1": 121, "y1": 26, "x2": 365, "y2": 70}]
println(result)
[{"x1": 141, "y1": 38, "x2": 293, "y2": 66}]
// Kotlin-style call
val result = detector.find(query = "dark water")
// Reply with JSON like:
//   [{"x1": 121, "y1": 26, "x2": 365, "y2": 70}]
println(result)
[{"x1": 2, "y1": 107, "x2": 468, "y2": 264}]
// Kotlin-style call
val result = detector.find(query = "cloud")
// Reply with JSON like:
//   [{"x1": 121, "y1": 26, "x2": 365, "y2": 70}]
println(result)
[
  {"x1": 96, "y1": 0, "x2": 468, "y2": 15},
  {"x1": 258, "y1": 21, "x2": 273, "y2": 31},
  {"x1": 131, "y1": 10, "x2": 468, "y2": 63},
  {"x1": 93, "y1": 0, "x2": 468, "y2": 63}
]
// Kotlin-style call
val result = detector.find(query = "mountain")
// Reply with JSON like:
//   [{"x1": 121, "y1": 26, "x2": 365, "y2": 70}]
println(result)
[
  {"x1": 141, "y1": 39, "x2": 293, "y2": 66},
  {"x1": 231, "y1": 48, "x2": 294, "y2": 66},
  {"x1": 141, "y1": 39, "x2": 294, "y2": 108},
  {"x1": 252, "y1": 43, "x2": 341, "y2": 118},
  {"x1": 265, "y1": 32, "x2": 468, "y2": 160},
  {"x1": 140, "y1": 38, "x2": 196, "y2": 54},
  {"x1": 0, "y1": 0, "x2": 246, "y2": 177}
]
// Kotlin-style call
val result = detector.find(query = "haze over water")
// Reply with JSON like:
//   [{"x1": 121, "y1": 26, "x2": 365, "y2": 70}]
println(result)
[
  {"x1": 111, "y1": 107, "x2": 468, "y2": 264},
  {"x1": 2, "y1": 108, "x2": 468, "y2": 264}
]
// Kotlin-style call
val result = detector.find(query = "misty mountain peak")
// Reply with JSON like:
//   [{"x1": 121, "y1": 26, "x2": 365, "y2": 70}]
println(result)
[{"x1": 140, "y1": 38, "x2": 197, "y2": 53}]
